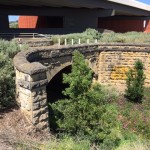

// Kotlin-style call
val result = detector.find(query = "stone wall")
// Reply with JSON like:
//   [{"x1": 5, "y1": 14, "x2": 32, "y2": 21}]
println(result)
[
  {"x1": 98, "y1": 50, "x2": 150, "y2": 91},
  {"x1": 13, "y1": 43, "x2": 150, "y2": 130},
  {"x1": 15, "y1": 68, "x2": 49, "y2": 130}
]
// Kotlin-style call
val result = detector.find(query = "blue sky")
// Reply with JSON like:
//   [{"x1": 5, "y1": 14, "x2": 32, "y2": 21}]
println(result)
[
  {"x1": 137, "y1": 0, "x2": 150, "y2": 4},
  {"x1": 8, "y1": 0, "x2": 150, "y2": 22}
]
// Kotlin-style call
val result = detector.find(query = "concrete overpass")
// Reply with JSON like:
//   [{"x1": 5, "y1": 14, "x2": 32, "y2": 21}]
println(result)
[{"x1": 0, "y1": 0, "x2": 150, "y2": 33}]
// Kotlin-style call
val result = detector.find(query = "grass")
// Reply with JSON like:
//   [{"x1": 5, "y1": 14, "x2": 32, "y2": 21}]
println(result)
[
  {"x1": 15, "y1": 136, "x2": 91, "y2": 150},
  {"x1": 115, "y1": 88, "x2": 150, "y2": 140},
  {"x1": 116, "y1": 139, "x2": 150, "y2": 150},
  {"x1": 13, "y1": 88, "x2": 150, "y2": 150},
  {"x1": 51, "y1": 29, "x2": 150, "y2": 45}
]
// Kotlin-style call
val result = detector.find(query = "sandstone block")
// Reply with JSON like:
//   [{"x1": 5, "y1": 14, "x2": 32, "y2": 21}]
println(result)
[
  {"x1": 33, "y1": 110, "x2": 41, "y2": 118},
  {"x1": 40, "y1": 99, "x2": 47, "y2": 107},
  {"x1": 33, "y1": 102, "x2": 40, "y2": 111},
  {"x1": 32, "y1": 116, "x2": 39, "y2": 125},
  {"x1": 39, "y1": 113, "x2": 48, "y2": 122}
]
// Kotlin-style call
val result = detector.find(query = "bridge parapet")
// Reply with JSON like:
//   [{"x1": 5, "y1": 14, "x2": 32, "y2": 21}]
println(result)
[{"x1": 13, "y1": 43, "x2": 150, "y2": 130}]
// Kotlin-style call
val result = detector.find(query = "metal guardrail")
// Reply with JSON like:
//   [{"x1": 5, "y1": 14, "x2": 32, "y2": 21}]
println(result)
[{"x1": 0, "y1": 33, "x2": 50, "y2": 39}]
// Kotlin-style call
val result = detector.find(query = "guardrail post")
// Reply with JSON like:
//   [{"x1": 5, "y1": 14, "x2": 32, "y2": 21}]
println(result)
[
  {"x1": 65, "y1": 39, "x2": 67, "y2": 46},
  {"x1": 78, "y1": 39, "x2": 81, "y2": 45},
  {"x1": 87, "y1": 39, "x2": 89, "y2": 44},
  {"x1": 58, "y1": 38, "x2": 61, "y2": 46},
  {"x1": 71, "y1": 39, "x2": 74, "y2": 45},
  {"x1": 95, "y1": 39, "x2": 98, "y2": 43}
]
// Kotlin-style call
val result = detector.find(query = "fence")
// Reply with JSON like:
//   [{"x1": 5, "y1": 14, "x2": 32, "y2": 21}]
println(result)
[
  {"x1": 57, "y1": 38, "x2": 98, "y2": 46},
  {"x1": 0, "y1": 33, "x2": 50, "y2": 39}
]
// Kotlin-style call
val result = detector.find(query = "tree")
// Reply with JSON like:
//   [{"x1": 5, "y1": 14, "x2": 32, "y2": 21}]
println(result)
[
  {"x1": 50, "y1": 50, "x2": 121, "y2": 144},
  {"x1": 125, "y1": 60, "x2": 145, "y2": 103}
]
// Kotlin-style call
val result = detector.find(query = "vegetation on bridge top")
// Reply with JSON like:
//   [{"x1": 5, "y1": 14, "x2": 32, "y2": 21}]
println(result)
[{"x1": 51, "y1": 29, "x2": 150, "y2": 45}]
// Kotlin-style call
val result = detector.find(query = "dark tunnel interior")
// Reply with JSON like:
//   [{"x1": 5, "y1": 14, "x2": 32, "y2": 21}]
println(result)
[
  {"x1": 46, "y1": 65, "x2": 71, "y2": 131},
  {"x1": 46, "y1": 65, "x2": 71, "y2": 104}
]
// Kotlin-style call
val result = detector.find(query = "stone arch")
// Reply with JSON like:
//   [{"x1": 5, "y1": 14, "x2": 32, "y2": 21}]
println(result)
[
  {"x1": 14, "y1": 43, "x2": 150, "y2": 131},
  {"x1": 46, "y1": 62, "x2": 72, "y2": 82},
  {"x1": 13, "y1": 45, "x2": 100, "y2": 131}
]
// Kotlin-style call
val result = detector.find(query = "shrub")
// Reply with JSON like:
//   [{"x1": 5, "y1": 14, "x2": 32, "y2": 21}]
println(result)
[
  {"x1": 0, "y1": 40, "x2": 21, "y2": 108},
  {"x1": 125, "y1": 60, "x2": 145, "y2": 103},
  {"x1": 50, "y1": 51, "x2": 122, "y2": 147}
]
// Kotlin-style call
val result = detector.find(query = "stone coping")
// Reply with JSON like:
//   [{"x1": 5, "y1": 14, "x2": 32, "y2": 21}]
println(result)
[{"x1": 13, "y1": 43, "x2": 150, "y2": 75}]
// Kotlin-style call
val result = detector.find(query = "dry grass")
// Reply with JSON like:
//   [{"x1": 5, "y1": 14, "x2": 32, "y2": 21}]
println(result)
[
  {"x1": 116, "y1": 140, "x2": 150, "y2": 150},
  {"x1": 0, "y1": 107, "x2": 51, "y2": 150}
]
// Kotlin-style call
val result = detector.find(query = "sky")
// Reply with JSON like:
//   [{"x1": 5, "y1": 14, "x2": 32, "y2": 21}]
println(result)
[
  {"x1": 137, "y1": 0, "x2": 150, "y2": 4},
  {"x1": 8, "y1": 0, "x2": 150, "y2": 22}
]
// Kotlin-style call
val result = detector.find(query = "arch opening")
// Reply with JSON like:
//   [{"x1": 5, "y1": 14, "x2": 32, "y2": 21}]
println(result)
[
  {"x1": 46, "y1": 65, "x2": 71, "y2": 131},
  {"x1": 46, "y1": 65, "x2": 71, "y2": 103}
]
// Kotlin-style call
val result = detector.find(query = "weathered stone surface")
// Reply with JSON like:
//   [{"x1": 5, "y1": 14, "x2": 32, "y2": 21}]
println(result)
[
  {"x1": 33, "y1": 110, "x2": 41, "y2": 118},
  {"x1": 18, "y1": 86, "x2": 31, "y2": 96},
  {"x1": 98, "y1": 51, "x2": 150, "y2": 91},
  {"x1": 41, "y1": 106, "x2": 48, "y2": 114},
  {"x1": 32, "y1": 116, "x2": 39, "y2": 125},
  {"x1": 33, "y1": 94, "x2": 47, "y2": 103},
  {"x1": 40, "y1": 99, "x2": 47, "y2": 108},
  {"x1": 33, "y1": 102, "x2": 40, "y2": 111},
  {"x1": 31, "y1": 86, "x2": 47, "y2": 97},
  {"x1": 39, "y1": 113, "x2": 48, "y2": 122},
  {"x1": 26, "y1": 103, "x2": 31, "y2": 111},
  {"x1": 17, "y1": 79, "x2": 48, "y2": 90},
  {"x1": 36, "y1": 121, "x2": 49, "y2": 130},
  {"x1": 30, "y1": 72, "x2": 47, "y2": 82}
]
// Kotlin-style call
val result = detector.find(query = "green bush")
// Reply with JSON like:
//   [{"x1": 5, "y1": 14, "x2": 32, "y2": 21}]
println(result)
[
  {"x1": 0, "y1": 39, "x2": 21, "y2": 108},
  {"x1": 125, "y1": 60, "x2": 145, "y2": 103},
  {"x1": 50, "y1": 51, "x2": 121, "y2": 147}
]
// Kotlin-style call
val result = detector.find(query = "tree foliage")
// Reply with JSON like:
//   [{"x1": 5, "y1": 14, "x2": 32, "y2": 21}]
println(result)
[
  {"x1": 50, "y1": 51, "x2": 121, "y2": 145},
  {"x1": 0, "y1": 40, "x2": 21, "y2": 108},
  {"x1": 125, "y1": 60, "x2": 145, "y2": 103}
]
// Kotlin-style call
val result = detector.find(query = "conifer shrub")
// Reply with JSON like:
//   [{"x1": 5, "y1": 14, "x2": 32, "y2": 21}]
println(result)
[
  {"x1": 125, "y1": 60, "x2": 145, "y2": 103},
  {"x1": 50, "y1": 51, "x2": 122, "y2": 147}
]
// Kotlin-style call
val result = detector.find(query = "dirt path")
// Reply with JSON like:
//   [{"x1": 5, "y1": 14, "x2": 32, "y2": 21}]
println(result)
[
  {"x1": 0, "y1": 137, "x2": 14, "y2": 150},
  {"x1": 0, "y1": 107, "x2": 50, "y2": 150}
]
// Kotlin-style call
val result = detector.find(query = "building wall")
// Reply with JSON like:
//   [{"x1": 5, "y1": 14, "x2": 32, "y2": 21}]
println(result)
[
  {"x1": 98, "y1": 17, "x2": 150, "y2": 33},
  {"x1": 144, "y1": 20, "x2": 150, "y2": 33},
  {"x1": 18, "y1": 8, "x2": 150, "y2": 33},
  {"x1": 18, "y1": 16, "x2": 38, "y2": 28}
]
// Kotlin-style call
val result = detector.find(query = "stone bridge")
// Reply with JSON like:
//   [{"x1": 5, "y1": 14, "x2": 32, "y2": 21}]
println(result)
[{"x1": 13, "y1": 43, "x2": 150, "y2": 130}]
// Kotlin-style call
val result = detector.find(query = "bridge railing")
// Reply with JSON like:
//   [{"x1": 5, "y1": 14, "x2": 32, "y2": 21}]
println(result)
[
  {"x1": 0, "y1": 33, "x2": 50, "y2": 39},
  {"x1": 57, "y1": 38, "x2": 98, "y2": 46}
]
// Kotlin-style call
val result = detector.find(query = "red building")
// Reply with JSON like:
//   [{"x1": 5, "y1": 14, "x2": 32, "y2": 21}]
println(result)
[
  {"x1": 18, "y1": 15, "x2": 150, "y2": 33},
  {"x1": 18, "y1": 16, "x2": 63, "y2": 28},
  {"x1": 97, "y1": 16, "x2": 150, "y2": 33}
]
